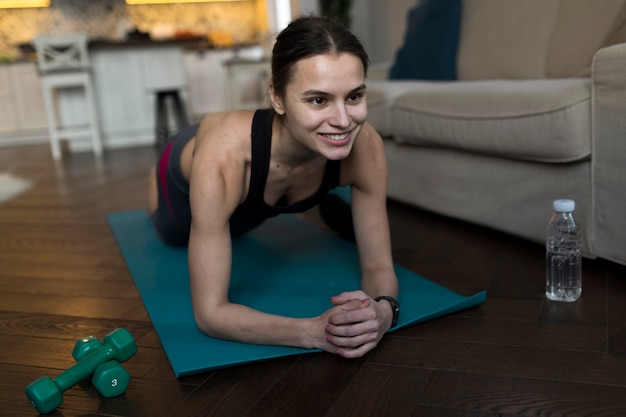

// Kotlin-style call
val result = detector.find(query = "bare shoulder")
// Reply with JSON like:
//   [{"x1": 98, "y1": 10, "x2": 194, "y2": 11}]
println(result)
[
  {"x1": 347, "y1": 122, "x2": 385, "y2": 166},
  {"x1": 356, "y1": 122, "x2": 384, "y2": 149},
  {"x1": 342, "y1": 122, "x2": 386, "y2": 188},
  {"x1": 189, "y1": 110, "x2": 255, "y2": 212},
  {"x1": 191, "y1": 110, "x2": 255, "y2": 173}
]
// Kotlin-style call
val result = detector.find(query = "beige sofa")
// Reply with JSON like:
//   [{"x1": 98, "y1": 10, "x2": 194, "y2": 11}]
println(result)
[{"x1": 367, "y1": 0, "x2": 626, "y2": 266}]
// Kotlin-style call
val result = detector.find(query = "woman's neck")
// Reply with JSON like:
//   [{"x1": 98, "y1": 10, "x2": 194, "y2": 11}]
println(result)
[{"x1": 271, "y1": 116, "x2": 325, "y2": 169}]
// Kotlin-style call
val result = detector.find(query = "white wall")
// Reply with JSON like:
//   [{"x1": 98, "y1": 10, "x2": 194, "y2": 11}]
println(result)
[
  {"x1": 297, "y1": 0, "x2": 318, "y2": 15},
  {"x1": 267, "y1": 0, "x2": 294, "y2": 33},
  {"x1": 288, "y1": 0, "x2": 416, "y2": 63},
  {"x1": 353, "y1": 0, "x2": 417, "y2": 63}
]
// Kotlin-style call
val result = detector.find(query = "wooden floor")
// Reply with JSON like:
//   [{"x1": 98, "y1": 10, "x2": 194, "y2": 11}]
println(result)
[{"x1": 1, "y1": 144, "x2": 626, "y2": 417}]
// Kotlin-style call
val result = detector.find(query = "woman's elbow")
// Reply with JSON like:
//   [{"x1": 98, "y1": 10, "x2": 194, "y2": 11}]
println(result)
[{"x1": 193, "y1": 308, "x2": 223, "y2": 339}]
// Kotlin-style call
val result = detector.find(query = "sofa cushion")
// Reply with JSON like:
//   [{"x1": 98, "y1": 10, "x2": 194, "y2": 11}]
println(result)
[
  {"x1": 388, "y1": 0, "x2": 461, "y2": 81},
  {"x1": 547, "y1": 0, "x2": 626, "y2": 78},
  {"x1": 366, "y1": 80, "x2": 428, "y2": 137},
  {"x1": 389, "y1": 78, "x2": 591, "y2": 163},
  {"x1": 457, "y1": 0, "x2": 561, "y2": 80}
]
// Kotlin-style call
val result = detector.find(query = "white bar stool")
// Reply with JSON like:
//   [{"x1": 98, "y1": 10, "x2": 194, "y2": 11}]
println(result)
[
  {"x1": 224, "y1": 56, "x2": 271, "y2": 110},
  {"x1": 33, "y1": 34, "x2": 103, "y2": 160}
]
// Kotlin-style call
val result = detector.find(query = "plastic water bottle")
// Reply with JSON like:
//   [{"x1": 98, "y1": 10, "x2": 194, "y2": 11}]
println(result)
[{"x1": 545, "y1": 199, "x2": 582, "y2": 302}]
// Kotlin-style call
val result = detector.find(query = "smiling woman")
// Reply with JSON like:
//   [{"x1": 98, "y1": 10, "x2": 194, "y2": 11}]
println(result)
[
  {"x1": 269, "y1": 53, "x2": 367, "y2": 161},
  {"x1": 145, "y1": 15, "x2": 399, "y2": 359}
]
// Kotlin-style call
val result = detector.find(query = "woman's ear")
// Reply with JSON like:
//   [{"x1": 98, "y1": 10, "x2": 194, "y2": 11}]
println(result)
[{"x1": 269, "y1": 83, "x2": 285, "y2": 115}]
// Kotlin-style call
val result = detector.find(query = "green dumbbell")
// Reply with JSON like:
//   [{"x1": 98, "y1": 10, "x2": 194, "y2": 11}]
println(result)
[
  {"x1": 72, "y1": 335, "x2": 131, "y2": 398},
  {"x1": 72, "y1": 335, "x2": 103, "y2": 361},
  {"x1": 25, "y1": 328, "x2": 137, "y2": 414},
  {"x1": 92, "y1": 360, "x2": 131, "y2": 398}
]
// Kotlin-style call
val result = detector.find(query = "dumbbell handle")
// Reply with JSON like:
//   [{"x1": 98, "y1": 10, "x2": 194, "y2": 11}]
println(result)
[{"x1": 54, "y1": 345, "x2": 117, "y2": 391}]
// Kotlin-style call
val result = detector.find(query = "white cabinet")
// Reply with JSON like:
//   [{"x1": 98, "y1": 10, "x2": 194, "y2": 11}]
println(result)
[
  {"x1": 224, "y1": 56, "x2": 271, "y2": 110},
  {"x1": 184, "y1": 49, "x2": 231, "y2": 116},
  {"x1": 88, "y1": 45, "x2": 189, "y2": 149},
  {"x1": 90, "y1": 48, "x2": 152, "y2": 147},
  {"x1": 12, "y1": 63, "x2": 48, "y2": 132},
  {"x1": 0, "y1": 62, "x2": 48, "y2": 146},
  {"x1": 184, "y1": 45, "x2": 267, "y2": 116},
  {"x1": 0, "y1": 66, "x2": 18, "y2": 133}
]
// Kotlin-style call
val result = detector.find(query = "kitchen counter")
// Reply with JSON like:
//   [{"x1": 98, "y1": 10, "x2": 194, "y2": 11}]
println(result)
[
  {"x1": 16, "y1": 36, "x2": 258, "y2": 57},
  {"x1": 89, "y1": 36, "x2": 208, "y2": 50},
  {"x1": 6, "y1": 38, "x2": 204, "y2": 65},
  {"x1": 10, "y1": 36, "x2": 258, "y2": 72},
  {"x1": 0, "y1": 58, "x2": 33, "y2": 66}
]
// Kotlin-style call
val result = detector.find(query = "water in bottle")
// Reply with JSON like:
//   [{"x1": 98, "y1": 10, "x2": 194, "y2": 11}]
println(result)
[{"x1": 545, "y1": 199, "x2": 582, "y2": 302}]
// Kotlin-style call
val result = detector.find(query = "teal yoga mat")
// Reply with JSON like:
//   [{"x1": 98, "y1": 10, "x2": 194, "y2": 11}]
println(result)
[{"x1": 108, "y1": 209, "x2": 486, "y2": 377}]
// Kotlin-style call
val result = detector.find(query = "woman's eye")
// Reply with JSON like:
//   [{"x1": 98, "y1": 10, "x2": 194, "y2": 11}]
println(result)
[
  {"x1": 348, "y1": 93, "x2": 364, "y2": 102},
  {"x1": 310, "y1": 97, "x2": 326, "y2": 105}
]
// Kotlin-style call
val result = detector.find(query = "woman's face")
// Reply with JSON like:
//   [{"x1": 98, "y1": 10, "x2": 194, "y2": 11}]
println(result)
[{"x1": 271, "y1": 52, "x2": 368, "y2": 161}]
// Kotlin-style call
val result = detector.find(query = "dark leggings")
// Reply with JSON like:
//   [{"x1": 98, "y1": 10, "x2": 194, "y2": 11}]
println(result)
[
  {"x1": 151, "y1": 125, "x2": 197, "y2": 247},
  {"x1": 151, "y1": 125, "x2": 267, "y2": 247}
]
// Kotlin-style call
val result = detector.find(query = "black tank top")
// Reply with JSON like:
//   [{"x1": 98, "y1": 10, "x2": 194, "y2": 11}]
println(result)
[{"x1": 232, "y1": 109, "x2": 341, "y2": 222}]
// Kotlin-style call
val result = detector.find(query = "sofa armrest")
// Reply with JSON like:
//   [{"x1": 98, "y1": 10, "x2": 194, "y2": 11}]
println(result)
[
  {"x1": 591, "y1": 42, "x2": 626, "y2": 265},
  {"x1": 368, "y1": 61, "x2": 391, "y2": 81}
]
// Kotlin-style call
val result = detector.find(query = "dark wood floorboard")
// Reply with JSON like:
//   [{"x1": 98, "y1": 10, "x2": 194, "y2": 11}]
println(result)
[{"x1": 1, "y1": 144, "x2": 625, "y2": 417}]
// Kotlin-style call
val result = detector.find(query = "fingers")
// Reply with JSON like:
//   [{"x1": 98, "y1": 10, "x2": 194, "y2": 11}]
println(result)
[
  {"x1": 325, "y1": 322, "x2": 379, "y2": 344},
  {"x1": 328, "y1": 297, "x2": 371, "y2": 324},
  {"x1": 326, "y1": 328, "x2": 379, "y2": 359},
  {"x1": 336, "y1": 342, "x2": 378, "y2": 359},
  {"x1": 327, "y1": 298, "x2": 373, "y2": 326},
  {"x1": 330, "y1": 290, "x2": 368, "y2": 306},
  {"x1": 324, "y1": 304, "x2": 382, "y2": 358},
  {"x1": 322, "y1": 291, "x2": 389, "y2": 359}
]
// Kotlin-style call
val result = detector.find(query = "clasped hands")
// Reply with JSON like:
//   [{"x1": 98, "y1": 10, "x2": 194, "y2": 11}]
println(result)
[{"x1": 316, "y1": 290, "x2": 392, "y2": 358}]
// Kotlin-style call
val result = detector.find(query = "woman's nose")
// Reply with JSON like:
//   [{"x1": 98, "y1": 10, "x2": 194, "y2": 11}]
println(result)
[{"x1": 328, "y1": 103, "x2": 350, "y2": 128}]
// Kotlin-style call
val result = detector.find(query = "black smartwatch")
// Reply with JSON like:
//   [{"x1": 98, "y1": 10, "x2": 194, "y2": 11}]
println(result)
[{"x1": 375, "y1": 296, "x2": 400, "y2": 328}]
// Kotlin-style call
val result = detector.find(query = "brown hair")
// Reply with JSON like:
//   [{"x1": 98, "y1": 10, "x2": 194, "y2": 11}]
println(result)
[{"x1": 271, "y1": 15, "x2": 370, "y2": 98}]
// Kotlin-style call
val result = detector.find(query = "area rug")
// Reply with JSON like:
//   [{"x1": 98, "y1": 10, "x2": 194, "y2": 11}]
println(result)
[{"x1": 0, "y1": 172, "x2": 32, "y2": 204}]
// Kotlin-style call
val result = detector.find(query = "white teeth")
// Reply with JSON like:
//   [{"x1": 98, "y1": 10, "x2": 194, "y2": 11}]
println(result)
[{"x1": 326, "y1": 133, "x2": 348, "y2": 141}]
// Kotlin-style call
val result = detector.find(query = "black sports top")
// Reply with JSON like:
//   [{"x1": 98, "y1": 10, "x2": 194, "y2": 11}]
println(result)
[{"x1": 232, "y1": 109, "x2": 341, "y2": 223}]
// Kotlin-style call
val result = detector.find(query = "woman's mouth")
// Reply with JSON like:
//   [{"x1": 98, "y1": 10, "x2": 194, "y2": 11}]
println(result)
[
  {"x1": 320, "y1": 131, "x2": 352, "y2": 146},
  {"x1": 326, "y1": 133, "x2": 349, "y2": 141}
]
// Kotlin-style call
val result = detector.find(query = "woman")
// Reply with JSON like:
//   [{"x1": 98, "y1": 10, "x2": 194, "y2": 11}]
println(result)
[{"x1": 147, "y1": 16, "x2": 399, "y2": 358}]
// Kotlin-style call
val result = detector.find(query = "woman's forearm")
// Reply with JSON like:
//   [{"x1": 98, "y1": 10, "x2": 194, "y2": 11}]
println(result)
[{"x1": 194, "y1": 301, "x2": 318, "y2": 349}]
